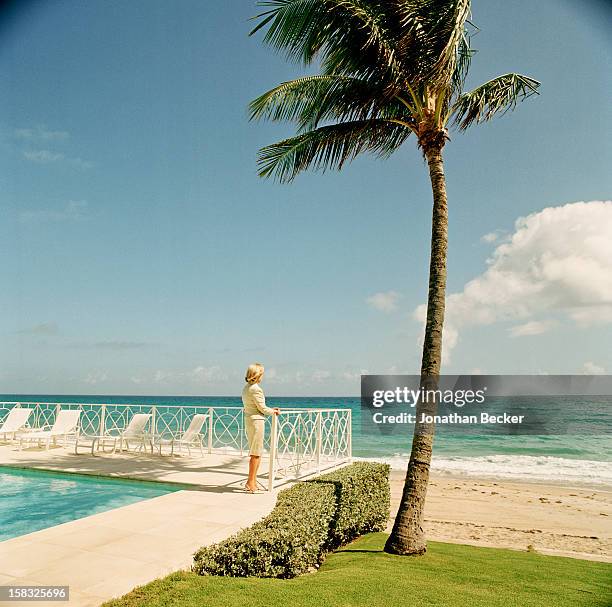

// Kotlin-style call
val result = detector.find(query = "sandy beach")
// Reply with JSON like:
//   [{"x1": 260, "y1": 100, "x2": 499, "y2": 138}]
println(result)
[{"x1": 388, "y1": 470, "x2": 612, "y2": 562}]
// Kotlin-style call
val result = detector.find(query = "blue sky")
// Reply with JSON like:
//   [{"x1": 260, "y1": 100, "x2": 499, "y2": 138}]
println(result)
[{"x1": 1, "y1": 0, "x2": 611, "y2": 396}]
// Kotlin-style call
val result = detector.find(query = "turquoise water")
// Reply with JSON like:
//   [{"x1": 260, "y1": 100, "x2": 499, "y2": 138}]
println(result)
[
  {"x1": 0, "y1": 466, "x2": 179, "y2": 542},
  {"x1": 2, "y1": 394, "x2": 610, "y2": 487}
]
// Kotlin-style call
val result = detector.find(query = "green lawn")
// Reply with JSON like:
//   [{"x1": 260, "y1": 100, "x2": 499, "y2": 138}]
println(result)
[{"x1": 104, "y1": 534, "x2": 611, "y2": 607}]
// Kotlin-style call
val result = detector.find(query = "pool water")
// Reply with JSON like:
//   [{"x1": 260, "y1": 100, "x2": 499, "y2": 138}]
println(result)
[{"x1": 0, "y1": 466, "x2": 179, "y2": 542}]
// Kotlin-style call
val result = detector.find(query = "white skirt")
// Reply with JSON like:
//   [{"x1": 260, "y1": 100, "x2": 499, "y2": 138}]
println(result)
[{"x1": 245, "y1": 414, "x2": 265, "y2": 456}]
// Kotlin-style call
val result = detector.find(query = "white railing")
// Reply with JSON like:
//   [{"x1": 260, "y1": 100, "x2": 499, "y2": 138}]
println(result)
[
  {"x1": 268, "y1": 408, "x2": 352, "y2": 490},
  {"x1": 0, "y1": 402, "x2": 352, "y2": 490}
]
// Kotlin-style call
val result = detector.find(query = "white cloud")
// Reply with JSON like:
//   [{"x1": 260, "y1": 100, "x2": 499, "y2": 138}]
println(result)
[
  {"x1": 154, "y1": 370, "x2": 169, "y2": 383},
  {"x1": 263, "y1": 367, "x2": 280, "y2": 381},
  {"x1": 17, "y1": 125, "x2": 92, "y2": 169},
  {"x1": 582, "y1": 361, "x2": 605, "y2": 375},
  {"x1": 16, "y1": 322, "x2": 59, "y2": 336},
  {"x1": 341, "y1": 369, "x2": 369, "y2": 381},
  {"x1": 366, "y1": 290, "x2": 400, "y2": 313},
  {"x1": 153, "y1": 365, "x2": 227, "y2": 385},
  {"x1": 69, "y1": 157, "x2": 95, "y2": 169},
  {"x1": 87, "y1": 340, "x2": 155, "y2": 350},
  {"x1": 481, "y1": 231, "x2": 500, "y2": 243},
  {"x1": 84, "y1": 371, "x2": 108, "y2": 385},
  {"x1": 189, "y1": 365, "x2": 226, "y2": 383},
  {"x1": 414, "y1": 201, "x2": 612, "y2": 362},
  {"x1": 509, "y1": 320, "x2": 557, "y2": 337},
  {"x1": 258, "y1": 366, "x2": 368, "y2": 387},
  {"x1": 22, "y1": 149, "x2": 93, "y2": 169},
  {"x1": 311, "y1": 369, "x2": 331, "y2": 382},
  {"x1": 265, "y1": 368, "x2": 333, "y2": 385},
  {"x1": 19, "y1": 200, "x2": 88, "y2": 223},
  {"x1": 15, "y1": 126, "x2": 69, "y2": 141},
  {"x1": 23, "y1": 150, "x2": 64, "y2": 163}
]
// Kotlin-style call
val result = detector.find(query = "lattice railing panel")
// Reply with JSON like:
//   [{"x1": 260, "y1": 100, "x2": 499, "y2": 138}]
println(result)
[{"x1": 0, "y1": 402, "x2": 352, "y2": 490}]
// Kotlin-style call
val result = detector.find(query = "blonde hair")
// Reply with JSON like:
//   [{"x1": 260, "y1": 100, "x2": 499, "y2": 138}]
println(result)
[{"x1": 245, "y1": 363, "x2": 264, "y2": 384}]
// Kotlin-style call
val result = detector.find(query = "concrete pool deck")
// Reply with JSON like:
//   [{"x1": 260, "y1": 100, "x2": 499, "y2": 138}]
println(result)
[{"x1": 0, "y1": 444, "x2": 282, "y2": 606}]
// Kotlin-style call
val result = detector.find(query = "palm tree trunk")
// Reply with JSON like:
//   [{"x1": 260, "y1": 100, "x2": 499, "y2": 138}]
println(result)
[{"x1": 384, "y1": 145, "x2": 448, "y2": 555}]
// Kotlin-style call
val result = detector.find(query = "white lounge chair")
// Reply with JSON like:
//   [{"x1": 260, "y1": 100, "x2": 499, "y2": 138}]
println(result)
[
  {"x1": 19, "y1": 409, "x2": 81, "y2": 450},
  {"x1": 0, "y1": 408, "x2": 33, "y2": 441},
  {"x1": 76, "y1": 412, "x2": 153, "y2": 455},
  {"x1": 118, "y1": 412, "x2": 153, "y2": 453},
  {"x1": 156, "y1": 413, "x2": 209, "y2": 456}
]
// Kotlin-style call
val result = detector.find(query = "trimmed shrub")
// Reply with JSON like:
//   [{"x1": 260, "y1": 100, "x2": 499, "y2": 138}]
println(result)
[
  {"x1": 192, "y1": 461, "x2": 390, "y2": 579},
  {"x1": 315, "y1": 461, "x2": 391, "y2": 549},
  {"x1": 193, "y1": 481, "x2": 335, "y2": 578}
]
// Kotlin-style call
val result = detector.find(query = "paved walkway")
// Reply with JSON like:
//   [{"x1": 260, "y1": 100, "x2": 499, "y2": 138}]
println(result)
[{"x1": 0, "y1": 445, "x2": 280, "y2": 606}]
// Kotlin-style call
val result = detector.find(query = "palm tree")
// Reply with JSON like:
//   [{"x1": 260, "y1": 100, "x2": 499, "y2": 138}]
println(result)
[{"x1": 249, "y1": 0, "x2": 539, "y2": 555}]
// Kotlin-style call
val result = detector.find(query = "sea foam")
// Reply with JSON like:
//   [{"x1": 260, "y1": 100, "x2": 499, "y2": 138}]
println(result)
[{"x1": 355, "y1": 454, "x2": 612, "y2": 488}]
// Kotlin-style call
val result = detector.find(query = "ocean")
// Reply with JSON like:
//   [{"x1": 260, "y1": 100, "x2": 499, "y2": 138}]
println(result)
[{"x1": 2, "y1": 394, "x2": 610, "y2": 488}]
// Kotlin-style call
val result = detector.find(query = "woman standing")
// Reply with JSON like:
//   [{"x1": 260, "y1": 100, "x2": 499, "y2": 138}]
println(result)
[{"x1": 242, "y1": 363, "x2": 280, "y2": 493}]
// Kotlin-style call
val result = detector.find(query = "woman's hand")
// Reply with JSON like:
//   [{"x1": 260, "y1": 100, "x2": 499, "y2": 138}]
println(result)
[{"x1": 272, "y1": 408, "x2": 281, "y2": 415}]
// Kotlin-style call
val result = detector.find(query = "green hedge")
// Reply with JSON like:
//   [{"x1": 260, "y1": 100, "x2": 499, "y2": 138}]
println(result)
[
  {"x1": 315, "y1": 461, "x2": 390, "y2": 549},
  {"x1": 192, "y1": 462, "x2": 390, "y2": 579}
]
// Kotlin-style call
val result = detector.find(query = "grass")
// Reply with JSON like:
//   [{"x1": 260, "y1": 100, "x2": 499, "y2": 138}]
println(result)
[{"x1": 103, "y1": 534, "x2": 612, "y2": 607}]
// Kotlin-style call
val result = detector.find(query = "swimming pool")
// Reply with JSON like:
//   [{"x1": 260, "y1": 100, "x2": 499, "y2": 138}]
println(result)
[{"x1": 0, "y1": 466, "x2": 180, "y2": 542}]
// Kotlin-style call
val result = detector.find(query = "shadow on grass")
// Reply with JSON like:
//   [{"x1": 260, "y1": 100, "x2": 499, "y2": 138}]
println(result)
[{"x1": 334, "y1": 549, "x2": 384, "y2": 554}]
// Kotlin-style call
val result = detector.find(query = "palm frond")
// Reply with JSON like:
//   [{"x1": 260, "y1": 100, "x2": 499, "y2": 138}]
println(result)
[
  {"x1": 257, "y1": 119, "x2": 411, "y2": 182},
  {"x1": 428, "y1": 0, "x2": 472, "y2": 89},
  {"x1": 250, "y1": 0, "x2": 405, "y2": 85},
  {"x1": 249, "y1": 74, "x2": 412, "y2": 131},
  {"x1": 249, "y1": 0, "x2": 324, "y2": 61},
  {"x1": 395, "y1": 0, "x2": 472, "y2": 90},
  {"x1": 452, "y1": 73, "x2": 540, "y2": 129},
  {"x1": 450, "y1": 20, "x2": 476, "y2": 99}
]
